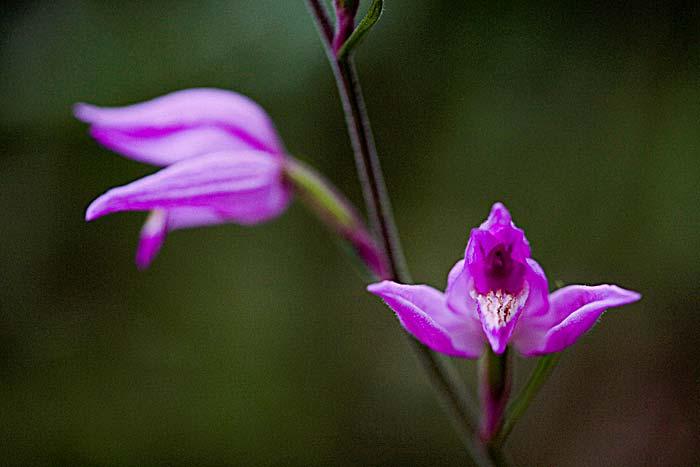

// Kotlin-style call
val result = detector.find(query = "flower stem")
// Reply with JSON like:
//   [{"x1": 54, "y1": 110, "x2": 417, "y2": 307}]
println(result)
[
  {"x1": 479, "y1": 347, "x2": 512, "y2": 443},
  {"x1": 305, "y1": 2, "x2": 487, "y2": 464},
  {"x1": 479, "y1": 347, "x2": 512, "y2": 467},
  {"x1": 284, "y1": 156, "x2": 388, "y2": 279},
  {"x1": 334, "y1": 59, "x2": 410, "y2": 280},
  {"x1": 306, "y1": 0, "x2": 408, "y2": 282},
  {"x1": 490, "y1": 353, "x2": 562, "y2": 448}
]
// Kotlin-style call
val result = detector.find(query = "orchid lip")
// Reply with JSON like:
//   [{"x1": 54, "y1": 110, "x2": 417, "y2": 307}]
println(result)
[{"x1": 471, "y1": 283, "x2": 529, "y2": 330}]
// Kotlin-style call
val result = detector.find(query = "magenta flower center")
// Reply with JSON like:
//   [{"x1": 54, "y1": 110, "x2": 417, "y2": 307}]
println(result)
[
  {"x1": 471, "y1": 239, "x2": 526, "y2": 297},
  {"x1": 486, "y1": 244, "x2": 512, "y2": 278}
]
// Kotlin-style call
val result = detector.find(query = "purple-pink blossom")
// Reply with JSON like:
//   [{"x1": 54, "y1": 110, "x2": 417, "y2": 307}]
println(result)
[
  {"x1": 76, "y1": 88, "x2": 292, "y2": 269},
  {"x1": 368, "y1": 203, "x2": 640, "y2": 357}
]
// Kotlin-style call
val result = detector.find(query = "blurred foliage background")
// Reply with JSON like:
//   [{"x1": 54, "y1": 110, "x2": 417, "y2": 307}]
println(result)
[{"x1": 1, "y1": 1, "x2": 698, "y2": 465}]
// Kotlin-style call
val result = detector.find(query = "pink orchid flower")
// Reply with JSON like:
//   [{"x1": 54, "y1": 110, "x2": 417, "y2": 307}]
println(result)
[
  {"x1": 76, "y1": 88, "x2": 292, "y2": 269},
  {"x1": 368, "y1": 203, "x2": 640, "y2": 357}
]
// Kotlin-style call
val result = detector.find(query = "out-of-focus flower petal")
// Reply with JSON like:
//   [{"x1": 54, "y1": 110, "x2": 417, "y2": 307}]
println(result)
[
  {"x1": 513, "y1": 284, "x2": 641, "y2": 356},
  {"x1": 75, "y1": 88, "x2": 285, "y2": 166},
  {"x1": 135, "y1": 209, "x2": 168, "y2": 270},
  {"x1": 135, "y1": 205, "x2": 259, "y2": 269},
  {"x1": 368, "y1": 281, "x2": 484, "y2": 358},
  {"x1": 85, "y1": 150, "x2": 291, "y2": 225}
]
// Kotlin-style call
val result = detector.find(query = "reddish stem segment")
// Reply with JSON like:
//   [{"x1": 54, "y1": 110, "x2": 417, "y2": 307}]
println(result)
[{"x1": 479, "y1": 346, "x2": 512, "y2": 443}]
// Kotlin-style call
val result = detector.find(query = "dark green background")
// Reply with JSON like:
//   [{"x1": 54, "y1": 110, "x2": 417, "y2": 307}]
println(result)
[{"x1": 1, "y1": 1, "x2": 698, "y2": 465}]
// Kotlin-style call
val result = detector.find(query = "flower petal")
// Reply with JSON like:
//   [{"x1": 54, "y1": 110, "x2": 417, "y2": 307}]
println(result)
[
  {"x1": 135, "y1": 209, "x2": 168, "y2": 270},
  {"x1": 471, "y1": 259, "x2": 546, "y2": 354},
  {"x1": 85, "y1": 150, "x2": 291, "y2": 225},
  {"x1": 466, "y1": 203, "x2": 532, "y2": 296},
  {"x1": 445, "y1": 259, "x2": 469, "y2": 313},
  {"x1": 513, "y1": 284, "x2": 641, "y2": 356},
  {"x1": 467, "y1": 228, "x2": 527, "y2": 294},
  {"x1": 472, "y1": 286, "x2": 529, "y2": 355},
  {"x1": 480, "y1": 202, "x2": 513, "y2": 230},
  {"x1": 367, "y1": 281, "x2": 484, "y2": 358},
  {"x1": 520, "y1": 258, "x2": 550, "y2": 318},
  {"x1": 445, "y1": 259, "x2": 484, "y2": 329},
  {"x1": 479, "y1": 202, "x2": 531, "y2": 261},
  {"x1": 75, "y1": 88, "x2": 285, "y2": 166},
  {"x1": 134, "y1": 206, "x2": 247, "y2": 269}
]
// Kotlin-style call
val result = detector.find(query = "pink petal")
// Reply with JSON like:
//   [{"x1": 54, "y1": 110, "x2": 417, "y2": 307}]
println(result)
[
  {"x1": 133, "y1": 206, "x2": 244, "y2": 269},
  {"x1": 85, "y1": 150, "x2": 291, "y2": 225},
  {"x1": 134, "y1": 203, "x2": 279, "y2": 270},
  {"x1": 513, "y1": 284, "x2": 641, "y2": 356},
  {"x1": 74, "y1": 88, "x2": 285, "y2": 166},
  {"x1": 520, "y1": 258, "x2": 550, "y2": 318},
  {"x1": 472, "y1": 288, "x2": 528, "y2": 355},
  {"x1": 445, "y1": 259, "x2": 469, "y2": 314},
  {"x1": 479, "y1": 202, "x2": 513, "y2": 230},
  {"x1": 135, "y1": 210, "x2": 168, "y2": 270},
  {"x1": 445, "y1": 259, "x2": 483, "y2": 326},
  {"x1": 165, "y1": 206, "x2": 236, "y2": 230},
  {"x1": 367, "y1": 281, "x2": 484, "y2": 359}
]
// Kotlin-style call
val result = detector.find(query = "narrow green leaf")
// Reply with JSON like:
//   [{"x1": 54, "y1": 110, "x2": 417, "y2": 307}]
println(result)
[{"x1": 337, "y1": 0, "x2": 384, "y2": 60}]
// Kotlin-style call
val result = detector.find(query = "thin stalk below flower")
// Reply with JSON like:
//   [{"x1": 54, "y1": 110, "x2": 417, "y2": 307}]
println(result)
[
  {"x1": 479, "y1": 347, "x2": 513, "y2": 467},
  {"x1": 284, "y1": 157, "x2": 388, "y2": 279},
  {"x1": 479, "y1": 346, "x2": 512, "y2": 443}
]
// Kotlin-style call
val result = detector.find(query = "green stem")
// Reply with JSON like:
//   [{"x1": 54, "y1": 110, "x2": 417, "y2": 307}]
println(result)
[
  {"x1": 479, "y1": 347, "x2": 512, "y2": 443},
  {"x1": 284, "y1": 157, "x2": 388, "y2": 279},
  {"x1": 491, "y1": 353, "x2": 562, "y2": 448},
  {"x1": 305, "y1": 2, "x2": 487, "y2": 465},
  {"x1": 305, "y1": 0, "x2": 408, "y2": 281},
  {"x1": 486, "y1": 444, "x2": 512, "y2": 467},
  {"x1": 479, "y1": 347, "x2": 512, "y2": 467}
]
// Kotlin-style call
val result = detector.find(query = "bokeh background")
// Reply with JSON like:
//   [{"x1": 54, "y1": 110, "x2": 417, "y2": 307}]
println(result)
[{"x1": 1, "y1": 1, "x2": 698, "y2": 465}]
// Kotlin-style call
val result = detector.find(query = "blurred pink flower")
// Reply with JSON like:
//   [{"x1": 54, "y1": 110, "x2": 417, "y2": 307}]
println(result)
[
  {"x1": 368, "y1": 203, "x2": 640, "y2": 357},
  {"x1": 76, "y1": 88, "x2": 291, "y2": 269}
]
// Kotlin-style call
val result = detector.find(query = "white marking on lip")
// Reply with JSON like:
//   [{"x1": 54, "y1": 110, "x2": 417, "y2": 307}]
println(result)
[{"x1": 471, "y1": 282, "x2": 529, "y2": 329}]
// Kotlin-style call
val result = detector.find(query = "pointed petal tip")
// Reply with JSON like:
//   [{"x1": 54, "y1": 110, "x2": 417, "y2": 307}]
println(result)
[
  {"x1": 367, "y1": 280, "x2": 391, "y2": 294},
  {"x1": 487, "y1": 201, "x2": 512, "y2": 224},
  {"x1": 607, "y1": 284, "x2": 642, "y2": 303},
  {"x1": 85, "y1": 202, "x2": 100, "y2": 222},
  {"x1": 482, "y1": 327, "x2": 509, "y2": 355},
  {"x1": 73, "y1": 102, "x2": 99, "y2": 122},
  {"x1": 516, "y1": 283, "x2": 642, "y2": 355},
  {"x1": 366, "y1": 280, "x2": 483, "y2": 359},
  {"x1": 489, "y1": 340, "x2": 508, "y2": 355},
  {"x1": 85, "y1": 196, "x2": 107, "y2": 222},
  {"x1": 85, "y1": 189, "x2": 122, "y2": 222}
]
